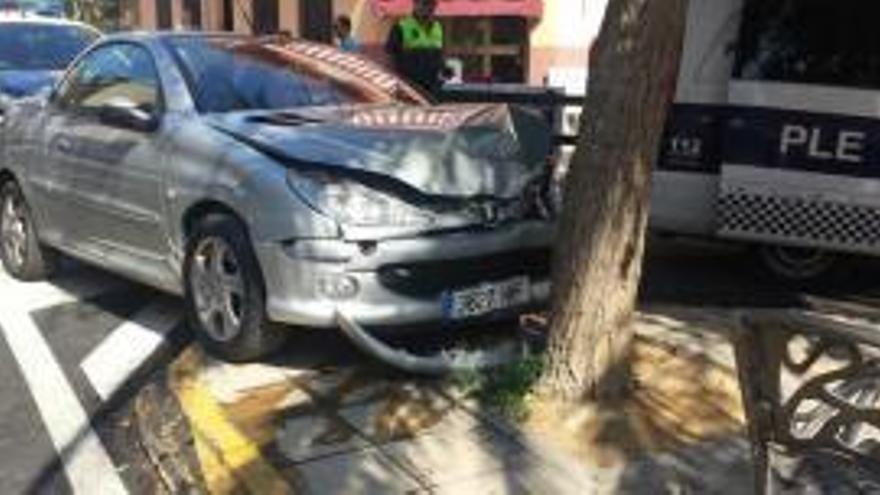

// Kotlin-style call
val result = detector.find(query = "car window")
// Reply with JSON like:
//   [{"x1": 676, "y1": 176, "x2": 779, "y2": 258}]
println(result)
[
  {"x1": 0, "y1": 23, "x2": 98, "y2": 71},
  {"x1": 55, "y1": 43, "x2": 162, "y2": 115},
  {"x1": 166, "y1": 36, "x2": 426, "y2": 113}
]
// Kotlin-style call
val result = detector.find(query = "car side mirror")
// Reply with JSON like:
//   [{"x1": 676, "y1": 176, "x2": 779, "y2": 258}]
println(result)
[{"x1": 98, "y1": 99, "x2": 160, "y2": 133}]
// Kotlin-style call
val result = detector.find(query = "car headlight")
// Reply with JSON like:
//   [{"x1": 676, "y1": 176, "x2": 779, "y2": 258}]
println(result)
[{"x1": 288, "y1": 170, "x2": 435, "y2": 228}]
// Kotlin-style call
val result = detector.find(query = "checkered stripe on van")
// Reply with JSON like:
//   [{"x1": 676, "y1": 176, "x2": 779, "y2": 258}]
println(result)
[{"x1": 717, "y1": 188, "x2": 880, "y2": 249}]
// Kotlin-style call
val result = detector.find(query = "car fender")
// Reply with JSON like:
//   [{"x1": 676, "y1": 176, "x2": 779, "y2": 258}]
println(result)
[{"x1": 165, "y1": 121, "x2": 340, "y2": 254}]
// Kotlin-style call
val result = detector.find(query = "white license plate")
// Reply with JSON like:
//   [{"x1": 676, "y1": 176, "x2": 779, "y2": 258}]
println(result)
[{"x1": 443, "y1": 277, "x2": 531, "y2": 320}]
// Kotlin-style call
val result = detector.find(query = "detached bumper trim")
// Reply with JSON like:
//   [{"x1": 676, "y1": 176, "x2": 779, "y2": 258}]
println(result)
[{"x1": 335, "y1": 310, "x2": 522, "y2": 375}]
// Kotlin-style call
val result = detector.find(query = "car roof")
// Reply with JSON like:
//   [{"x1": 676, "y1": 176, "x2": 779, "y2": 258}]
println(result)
[{"x1": 103, "y1": 30, "x2": 248, "y2": 43}]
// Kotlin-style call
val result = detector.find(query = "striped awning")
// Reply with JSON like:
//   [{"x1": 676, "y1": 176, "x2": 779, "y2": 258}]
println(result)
[{"x1": 369, "y1": 0, "x2": 543, "y2": 18}]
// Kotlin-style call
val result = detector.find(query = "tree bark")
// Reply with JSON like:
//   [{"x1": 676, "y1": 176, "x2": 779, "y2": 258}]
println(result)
[{"x1": 539, "y1": 0, "x2": 690, "y2": 402}]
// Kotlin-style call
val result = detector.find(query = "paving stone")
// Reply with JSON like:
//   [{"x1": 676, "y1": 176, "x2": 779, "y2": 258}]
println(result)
[
  {"x1": 288, "y1": 448, "x2": 422, "y2": 495},
  {"x1": 275, "y1": 408, "x2": 370, "y2": 463},
  {"x1": 199, "y1": 358, "x2": 310, "y2": 404},
  {"x1": 507, "y1": 453, "x2": 599, "y2": 495},
  {"x1": 378, "y1": 427, "x2": 526, "y2": 487},
  {"x1": 435, "y1": 381, "x2": 481, "y2": 409},
  {"x1": 337, "y1": 392, "x2": 480, "y2": 444},
  {"x1": 300, "y1": 371, "x2": 444, "y2": 407},
  {"x1": 427, "y1": 448, "x2": 596, "y2": 495},
  {"x1": 301, "y1": 371, "x2": 396, "y2": 406},
  {"x1": 428, "y1": 469, "x2": 536, "y2": 495}
]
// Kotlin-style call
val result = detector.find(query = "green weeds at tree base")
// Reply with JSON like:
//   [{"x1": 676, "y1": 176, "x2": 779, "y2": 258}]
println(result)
[{"x1": 452, "y1": 355, "x2": 545, "y2": 422}]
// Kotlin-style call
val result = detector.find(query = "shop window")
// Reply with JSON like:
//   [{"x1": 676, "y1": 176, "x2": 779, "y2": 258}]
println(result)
[
  {"x1": 300, "y1": 0, "x2": 333, "y2": 43},
  {"x1": 222, "y1": 0, "x2": 233, "y2": 31},
  {"x1": 253, "y1": 0, "x2": 279, "y2": 34},
  {"x1": 156, "y1": 0, "x2": 171, "y2": 28},
  {"x1": 181, "y1": 0, "x2": 201, "y2": 29},
  {"x1": 444, "y1": 17, "x2": 528, "y2": 84}
]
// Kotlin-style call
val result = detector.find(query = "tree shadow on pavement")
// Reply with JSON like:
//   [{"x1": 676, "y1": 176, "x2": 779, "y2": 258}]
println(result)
[
  {"x1": 520, "y1": 318, "x2": 754, "y2": 494},
  {"x1": 152, "y1": 317, "x2": 583, "y2": 494}
]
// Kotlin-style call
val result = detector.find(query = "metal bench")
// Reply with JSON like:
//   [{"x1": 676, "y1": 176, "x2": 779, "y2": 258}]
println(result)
[{"x1": 735, "y1": 309, "x2": 880, "y2": 494}]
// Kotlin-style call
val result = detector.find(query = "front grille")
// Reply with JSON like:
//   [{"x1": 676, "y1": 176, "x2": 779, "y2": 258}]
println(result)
[{"x1": 377, "y1": 249, "x2": 551, "y2": 298}]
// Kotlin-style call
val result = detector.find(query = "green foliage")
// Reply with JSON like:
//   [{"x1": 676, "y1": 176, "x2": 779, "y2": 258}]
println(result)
[
  {"x1": 67, "y1": 0, "x2": 124, "y2": 31},
  {"x1": 452, "y1": 355, "x2": 545, "y2": 422}
]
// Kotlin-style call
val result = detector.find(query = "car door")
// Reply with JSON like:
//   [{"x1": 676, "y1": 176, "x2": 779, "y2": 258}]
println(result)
[{"x1": 44, "y1": 42, "x2": 172, "y2": 281}]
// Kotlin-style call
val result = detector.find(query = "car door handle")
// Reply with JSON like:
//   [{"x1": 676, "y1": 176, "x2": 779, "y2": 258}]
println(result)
[{"x1": 54, "y1": 136, "x2": 73, "y2": 153}]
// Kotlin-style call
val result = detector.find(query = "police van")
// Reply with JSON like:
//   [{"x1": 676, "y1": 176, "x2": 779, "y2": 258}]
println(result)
[{"x1": 651, "y1": 0, "x2": 880, "y2": 280}]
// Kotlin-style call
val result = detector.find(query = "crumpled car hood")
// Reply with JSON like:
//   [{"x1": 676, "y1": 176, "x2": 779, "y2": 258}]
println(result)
[
  {"x1": 205, "y1": 103, "x2": 552, "y2": 199},
  {"x1": 0, "y1": 70, "x2": 59, "y2": 99}
]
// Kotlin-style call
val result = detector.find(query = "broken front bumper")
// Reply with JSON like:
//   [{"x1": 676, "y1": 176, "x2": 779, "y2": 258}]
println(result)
[{"x1": 254, "y1": 221, "x2": 554, "y2": 332}]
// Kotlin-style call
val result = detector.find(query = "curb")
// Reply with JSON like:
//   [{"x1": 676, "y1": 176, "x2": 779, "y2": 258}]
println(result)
[
  {"x1": 168, "y1": 347, "x2": 292, "y2": 495},
  {"x1": 133, "y1": 369, "x2": 207, "y2": 494}
]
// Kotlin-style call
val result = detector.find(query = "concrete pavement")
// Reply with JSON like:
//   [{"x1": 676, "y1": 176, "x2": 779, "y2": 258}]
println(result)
[{"x1": 163, "y1": 342, "x2": 597, "y2": 494}]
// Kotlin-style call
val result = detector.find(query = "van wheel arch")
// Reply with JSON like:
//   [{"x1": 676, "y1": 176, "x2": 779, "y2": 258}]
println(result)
[
  {"x1": 0, "y1": 169, "x2": 16, "y2": 189},
  {"x1": 756, "y1": 244, "x2": 838, "y2": 283}
]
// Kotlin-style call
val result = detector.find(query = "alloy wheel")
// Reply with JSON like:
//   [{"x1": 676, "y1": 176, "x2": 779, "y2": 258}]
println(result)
[
  {"x1": 190, "y1": 237, "x2": 246, "y2": 342},
  {"x1": 1, "y1": 193, "x2": 27, "y2": 270}
]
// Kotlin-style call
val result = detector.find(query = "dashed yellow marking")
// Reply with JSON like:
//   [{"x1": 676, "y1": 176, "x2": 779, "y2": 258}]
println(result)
[{"x1": 170, "y1": 347, "x2": 291, "y2": 495}]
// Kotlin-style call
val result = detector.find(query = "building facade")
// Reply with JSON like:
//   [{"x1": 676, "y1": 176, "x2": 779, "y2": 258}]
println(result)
[{"x1": 127, "y1": 0, "x2": 604, "y2": 88}]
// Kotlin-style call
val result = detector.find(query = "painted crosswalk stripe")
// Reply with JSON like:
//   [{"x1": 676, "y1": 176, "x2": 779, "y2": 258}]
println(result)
[
  {"x1": 0, "y1": 299, "x2": 128, "y2": 494},
  {"x1": 0, "y1": 269, "x2": 120, "y2": 306},
  {"x1": 81, "y1": 299, "x2": 180, "y2": 401}
]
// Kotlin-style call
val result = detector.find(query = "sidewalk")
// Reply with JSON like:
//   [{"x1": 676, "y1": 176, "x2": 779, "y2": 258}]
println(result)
[{"x1": 137, "y1": 307, "x2": 754, "y2": 494}]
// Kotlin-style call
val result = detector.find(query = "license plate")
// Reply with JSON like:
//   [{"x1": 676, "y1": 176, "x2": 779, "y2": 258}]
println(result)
[{"x1": 443, "y1": 277, "x2": 531, "y2": 320}]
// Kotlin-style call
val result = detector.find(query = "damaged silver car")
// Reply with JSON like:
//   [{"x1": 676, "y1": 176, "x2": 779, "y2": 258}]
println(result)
[{"x1": 0, "y1": 33, "x2": 556, "y2": 361}]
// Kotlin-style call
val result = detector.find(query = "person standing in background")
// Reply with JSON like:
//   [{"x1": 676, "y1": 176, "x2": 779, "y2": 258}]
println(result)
[
  {"x1": 385, "y1": 0, "x2": 444, "y2": 95},
  {"x1": 334, "y1": 15, "x2": 360, "y2": 53}
]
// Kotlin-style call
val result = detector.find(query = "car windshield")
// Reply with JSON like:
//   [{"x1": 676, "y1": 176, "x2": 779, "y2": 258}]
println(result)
[
  {"x1": 166, "y1": 36, "x2": 428, "y2": 114},
  {"x1": 0, "y1": 23, "x2": 98, "y2": 71}
]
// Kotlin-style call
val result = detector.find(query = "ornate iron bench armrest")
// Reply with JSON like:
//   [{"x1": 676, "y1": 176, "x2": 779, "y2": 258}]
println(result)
[{"x1": 735, "y1": 310, "x2": 880, "y2": 494}]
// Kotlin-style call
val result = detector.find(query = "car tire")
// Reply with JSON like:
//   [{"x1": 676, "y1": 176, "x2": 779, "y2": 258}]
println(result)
[
  {"x1": 184, "y1": 214, "x2": 286, "y2": 362},
  {"x1": 0, "y1": 181, "x2": 57, "y2": 281},
  {"x1": 756, "y1": 244, "x2": 838, "y2": 283}
]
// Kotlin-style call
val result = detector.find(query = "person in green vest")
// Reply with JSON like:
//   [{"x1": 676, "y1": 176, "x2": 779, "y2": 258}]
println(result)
[{"x1": 385, "y1": 0, "x2": 445, "y2": 96}]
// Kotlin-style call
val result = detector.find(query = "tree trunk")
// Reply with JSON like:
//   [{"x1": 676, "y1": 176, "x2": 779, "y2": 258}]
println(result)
[{"x1": 539, "y1": 0, "x2": 690, "y2": 402}]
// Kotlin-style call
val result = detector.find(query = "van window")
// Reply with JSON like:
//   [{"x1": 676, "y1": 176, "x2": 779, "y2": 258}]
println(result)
[{"x1": 734, "y1": 0, "x2": 880, "y2": 90}]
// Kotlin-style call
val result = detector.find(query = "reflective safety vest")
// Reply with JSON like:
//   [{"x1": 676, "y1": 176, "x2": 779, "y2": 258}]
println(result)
[{"x1": 398, "y1": 16, "x2": 444, "y2": 51}]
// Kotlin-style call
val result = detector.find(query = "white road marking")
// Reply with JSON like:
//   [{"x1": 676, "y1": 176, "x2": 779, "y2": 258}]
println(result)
[
  {"x1": 0, "y1": 276, "x2": 128, "y2": 494},
  {"x1": 0, "y1": 268, "x2": 122, "y2": 305},
  {"x1": 81, "y1": 299, "x2": 180, "y2": 401}
]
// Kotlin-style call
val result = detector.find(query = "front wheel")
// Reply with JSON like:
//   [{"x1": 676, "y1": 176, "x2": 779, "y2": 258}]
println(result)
[
  {"x1": 757, "y1": 245, "x2": 837, "y2": 282},
  {"x1": 0, "y1": 181, "x2": 56, "y2": 281},
  {"x1": 184, "y1": 214, "x2": 285, "y2": 362}
]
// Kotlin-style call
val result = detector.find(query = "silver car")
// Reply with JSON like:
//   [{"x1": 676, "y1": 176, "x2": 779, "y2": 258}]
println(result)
[{"x1": 0, "y1": 33, "x2": 555, "y2": 361}]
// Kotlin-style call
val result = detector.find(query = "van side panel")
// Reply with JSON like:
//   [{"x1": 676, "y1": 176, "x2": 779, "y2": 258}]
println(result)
[{"x1": 650, "y1": 0, "x2": 742, "y2": 235}]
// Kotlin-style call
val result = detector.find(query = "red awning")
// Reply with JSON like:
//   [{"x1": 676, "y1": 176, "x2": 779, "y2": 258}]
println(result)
[{"x1": 369, "y1": 0, "x2": 543, "y2": 18}]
